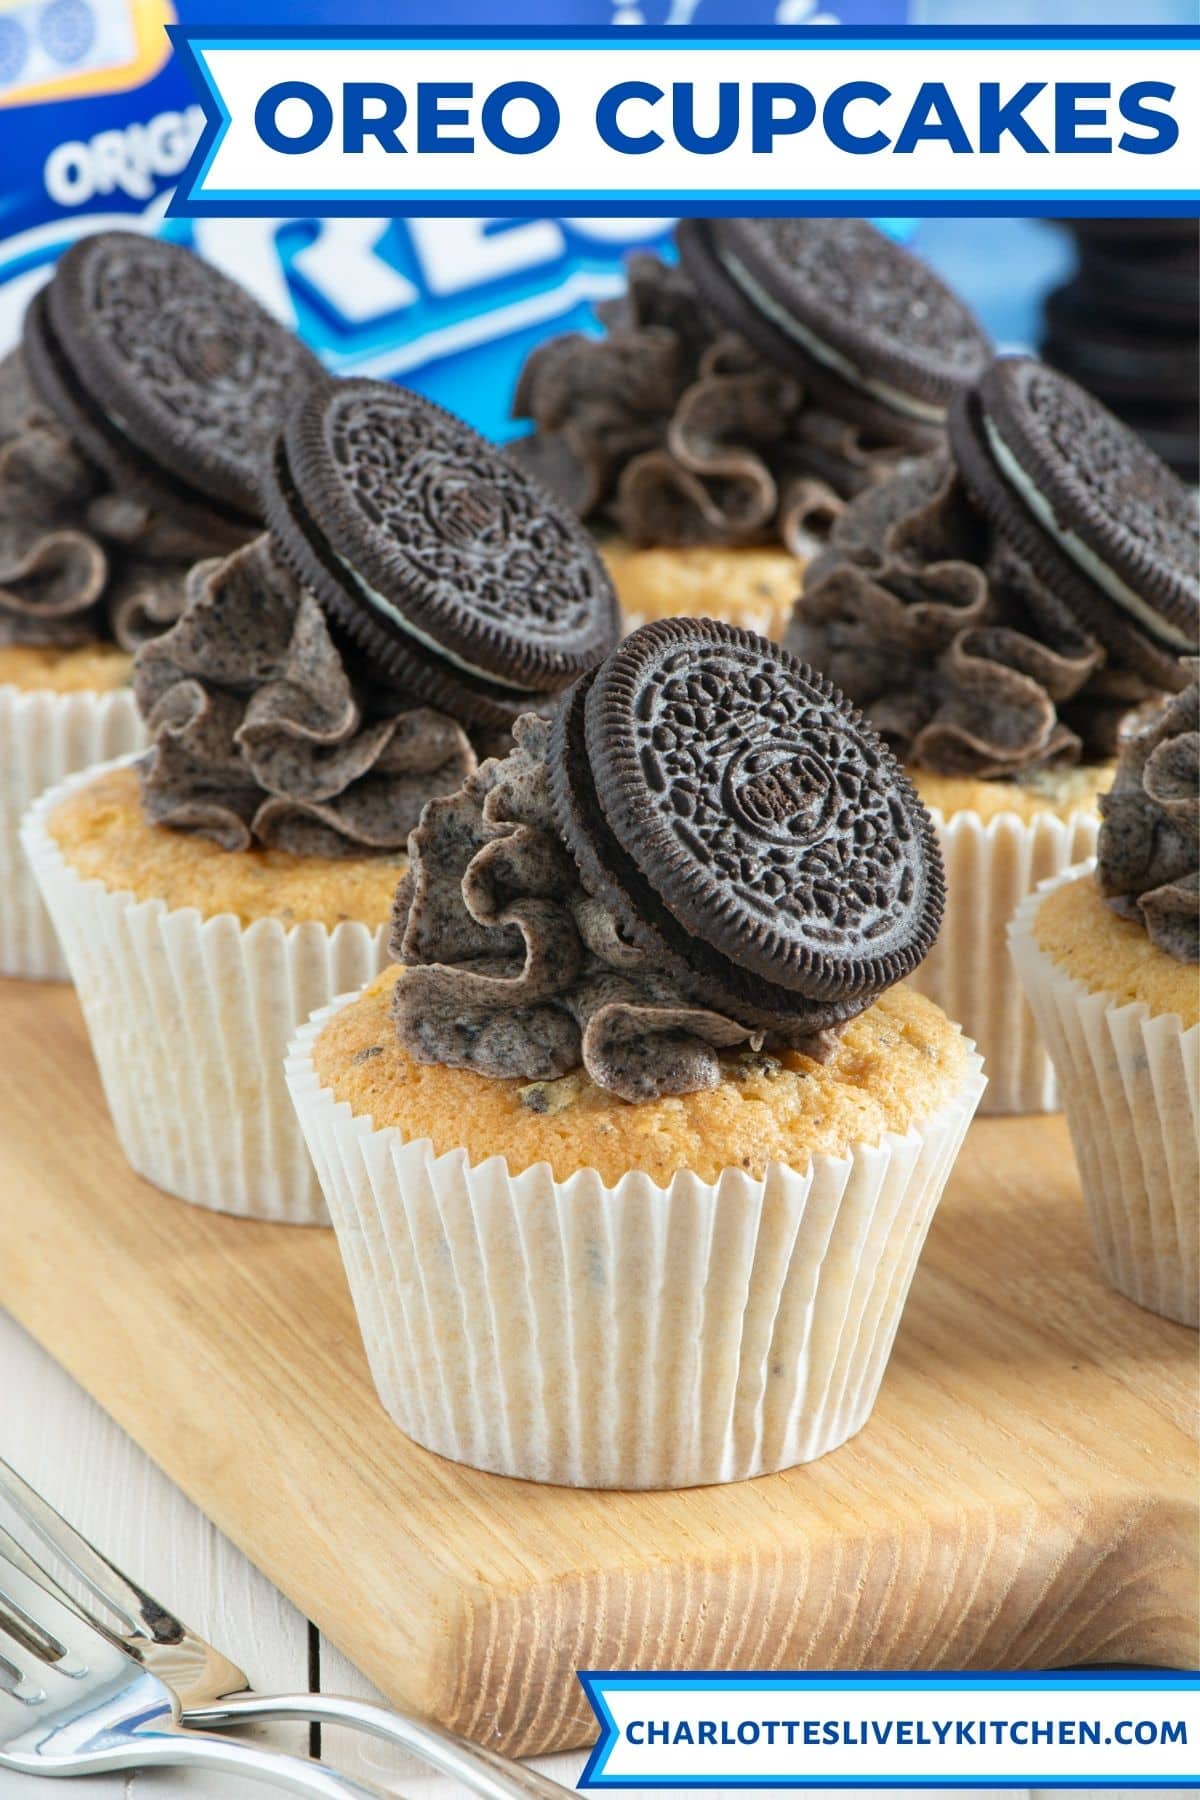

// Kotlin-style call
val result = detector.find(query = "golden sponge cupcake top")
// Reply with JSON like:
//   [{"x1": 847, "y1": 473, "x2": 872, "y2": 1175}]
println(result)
[
  {"x1": 912, "y1": 761, "x2": 1114, "y2": 826},
  {"x1": 48, "y1": 764, "x2": 402, "y2": 929},
  {"x1": 601, "y1": 538, "x2": 804, "y2": 640},
  {"x1": 0, "y1": 641, "x2": 132, "y2": 695},
  {"x1": 318, "y1": 965, "x2": 969, "y2": 1185},
  {"x1": 1033, "y1": 873, "x2": 1197, "y2": 1027}
]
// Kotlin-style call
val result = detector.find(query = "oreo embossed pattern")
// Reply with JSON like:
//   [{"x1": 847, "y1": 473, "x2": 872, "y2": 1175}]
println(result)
[
  {"x1": 550, "y1": 619, "x2": 943, "y2": 1032},
  {"x1": 24, "y1": 231, "x2": 325, "y2": 540},
  {"x1": 264, "y1": 378, "x2": 620, "y2": 729}
]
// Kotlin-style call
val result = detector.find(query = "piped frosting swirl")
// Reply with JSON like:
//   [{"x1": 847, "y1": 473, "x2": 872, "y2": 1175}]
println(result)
[
  {"x1": 787, "y1": 453, "x2": 1159, "y2": 780},
  {"x1": 390, "y1": 712, "x2": 838, "y2": 1102},
  {"x1": 512, "y1": 253, "x2": 909, "y2": 554},
  {"x1": 0, "y1": 349, "x2": 210, "y2": 654},
  {"x1": 1098, "y1": 661, "x2": 1199, "y2": 963},
  {"x1": 133, "y1": 536, "x2": 475, "y2": 858}
]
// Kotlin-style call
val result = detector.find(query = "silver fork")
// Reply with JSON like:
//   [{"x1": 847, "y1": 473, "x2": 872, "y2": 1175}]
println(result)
[
  {"x1": 0, "y1": 1458, "x2": 569, "y2": 1800},
  {"x1": 0, "y1": 1536, "x2": 395, "y2": 1794}
]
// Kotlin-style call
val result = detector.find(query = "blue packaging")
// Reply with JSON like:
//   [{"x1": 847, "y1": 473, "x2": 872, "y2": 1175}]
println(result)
[
  {"x1": 0, "y1": 1, "x2": 932, "y2": 440},
  {"x1": 0, "y1": 5, "x2": 657, "y2": 440},
  {"x1": 0, "y1": 0, "x2": 1190, "y2": 442}
]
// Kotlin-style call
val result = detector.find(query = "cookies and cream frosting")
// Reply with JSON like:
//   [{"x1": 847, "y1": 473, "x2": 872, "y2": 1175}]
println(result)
[
  {"x1": 0, "y1": 349, "x2": 207, "y2": 654},
  {"x1": 1098, "y1": 661, "x2": 1199, "y2": 963},
  {"x1": 512, "y1": 252, "x2": 907, "y2": 555},
  {"x1": 133, "y1": 536, "x2": 475, "y2": 859},
  {"x1": 787, "y1": 453, "x2": 1159, "y2": 781},
  {"x1": 390, "y1": 712, "x2": 838, "y2": 1103}
]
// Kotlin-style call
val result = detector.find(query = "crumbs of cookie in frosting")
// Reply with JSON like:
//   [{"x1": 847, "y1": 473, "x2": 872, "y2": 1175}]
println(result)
[
  {"x1": 511, "y1": 252, "x2": 906, "y2": 555},
  {"x1": 0, "y1": 350, "x2": 203, "y2": 654},
  {"x1": 133, "y1": 535, "x2": 476, "y2": 858},
  {"x1": 787, "y1": 452, "x2": 1160, "y2": 781},
  {"x1": 317, "y1": 964, "x2": 971, "y2": 1185},
  {"x1": 1098, "y1": 660, "x2": 1198, "y2": 963}
]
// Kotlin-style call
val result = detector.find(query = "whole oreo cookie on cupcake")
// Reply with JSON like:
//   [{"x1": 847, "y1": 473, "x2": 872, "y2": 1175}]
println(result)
[
  {"x1": 1011, "y1": 661, "x2": 1198, "y2": 1327},
  {"x1": 24, "y1": 378, "x2": 620, "y2": 1224},
  {"x1": 1, "y1": 230, "x2": 324, "y2": 979},
  {"x1": 286, "y1": 618, "x2": 985, "y2": 1488},
  {"x1": 511, "y1": 218, "x2": 990, "y2": 642},
  {"x1": 787, "y1": 355, "x2": 1198, "y2": 1114}
]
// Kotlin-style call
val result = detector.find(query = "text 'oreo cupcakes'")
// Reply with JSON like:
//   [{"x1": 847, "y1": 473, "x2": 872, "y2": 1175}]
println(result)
[
  {"x1": 24, "y1": 379, "x2": 620, "y2": 1224},
  {"x1": 287, "y1": 619, "x2": 984, "y2": 1487},
  {"x1": 1010, "y1": 664, "x2": 1198, "y2": 1327},
  {"x1": 512, "y1": 218, "x2": 990, "y2": 643},
  {"x1": 789, "y1": 354, "x2": 1198, "y2": 1113},
  {"x1": 2, "y1": 230, "x2": 324, "y2": 979}
]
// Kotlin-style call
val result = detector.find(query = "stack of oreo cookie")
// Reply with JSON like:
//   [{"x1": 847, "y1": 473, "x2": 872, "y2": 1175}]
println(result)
[{"x1": 1040, "y1": 220, "x2": 1198, "y2": 485}]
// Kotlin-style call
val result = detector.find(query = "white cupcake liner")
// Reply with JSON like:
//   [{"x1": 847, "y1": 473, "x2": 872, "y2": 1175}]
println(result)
[
  {"x1": 1, "y1": 682, "x2": 144, "y2": 981},
  {"x1": 1009, "y1": 863, "x2": 1199, "y2": 1329},
  {"x1": 22, "y1": 756, "x2": 388, "y2": 1224},
  {"x1": 908, "y1": 805, "x2": 1100, "y2": 1115},
  {"x1": 286, "y1": 997, "x2": 985, "y2": 1488}
]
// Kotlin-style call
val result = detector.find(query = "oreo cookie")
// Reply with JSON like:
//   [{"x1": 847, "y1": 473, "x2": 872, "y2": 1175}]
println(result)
[
  {"x1": 949, "y1": 357, "x2": 1199, "y2": 692},
  {"x1": 262, "y1": 378, "x2": 621, "y2": 729},
  {"x1": 1064, "y1": 218, "x2": 1199, "y2": 247},
  {"x1": 1039, "y1": 226, "x2": 1198, "y2": 485},
  {"x1": 23, "y1": 232, "x2": 325, "y2": 549},
  {"x1": 1075, "y1": 234, "x2": 1198, "y2": 328},
  {"x1": 549, "y1": 617, "x2": 944, "y2": 1034},
  {"x1": 1041, "y1": 280, "x2": 1198, "y2": 408},
  {"x1": 676, "y1": 217, "x2": 990, "y2": 448}
]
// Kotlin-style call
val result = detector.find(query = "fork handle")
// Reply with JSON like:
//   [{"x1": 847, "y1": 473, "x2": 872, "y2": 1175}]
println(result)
[
  {"x1": 77, "y1": 1727, "x2": 397, "y2": 1799},
  {"x1": 187, "y1": 1692, "x2": 571, "y2": 1800}
]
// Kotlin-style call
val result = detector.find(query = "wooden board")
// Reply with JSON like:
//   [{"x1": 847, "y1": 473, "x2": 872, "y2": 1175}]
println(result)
[{"x1": 0, "y1": 977, "x2": 1196, "y2": 1758}]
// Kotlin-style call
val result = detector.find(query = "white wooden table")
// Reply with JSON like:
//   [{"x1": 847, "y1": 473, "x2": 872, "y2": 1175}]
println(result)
[{"x1": 0, "y1": 1308, "x2": 1161, "y2": 1800}]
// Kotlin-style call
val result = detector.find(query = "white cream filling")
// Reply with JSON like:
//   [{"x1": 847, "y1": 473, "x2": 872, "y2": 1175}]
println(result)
[
  {"x1": 718, "y1": 249, "x2": 947, "y2": 427},
  {"x1": 336, "y1": 553, "x2": 543, "y2": 696},
  {"x1": 983, "y1": 417, "x2": 1194, "y2": 654}
]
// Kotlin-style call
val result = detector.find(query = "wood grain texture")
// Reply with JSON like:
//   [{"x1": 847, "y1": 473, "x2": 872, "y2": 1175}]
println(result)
[{"x1": 0, "y1": 979, "x2": 1195, "y2": 1759}]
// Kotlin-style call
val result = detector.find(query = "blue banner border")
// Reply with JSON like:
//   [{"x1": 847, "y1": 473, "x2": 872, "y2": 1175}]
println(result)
[
  {"x1": 166, "y1": 24, "x2": 1200, "y2": 219},
  {"x1": 577, "y1": 1669, "x2": 1200, "y2": 1790}
]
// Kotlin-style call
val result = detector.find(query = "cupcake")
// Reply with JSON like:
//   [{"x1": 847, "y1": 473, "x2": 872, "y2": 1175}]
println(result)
[
  {"x1": 287, "y1": 619, "x2": 985, "y2": 1487},
  {"x1": 512, "y1": 218, "x2": 990, "y2": 640},
  {"x1": 787, "y1": 355, "x2": 1198, "y2": 1113},
  {"x1": 1, "y1": 230, "x2": 324, "y2": 979},
  {"x1": 24, "y1": 379, "x2": 620, "y2": 1223},
  {"x1": 1010, "y1": 663, "x2": 1198, "y2": 1327}
]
